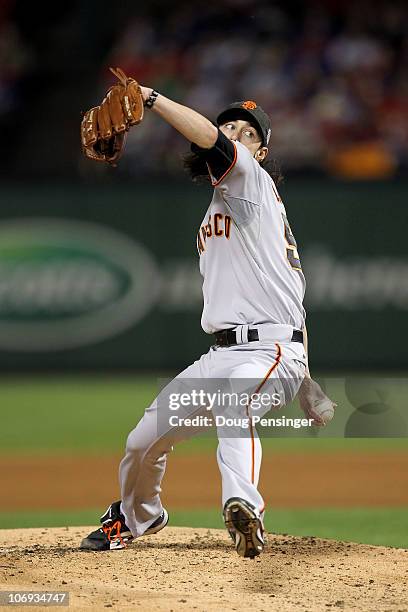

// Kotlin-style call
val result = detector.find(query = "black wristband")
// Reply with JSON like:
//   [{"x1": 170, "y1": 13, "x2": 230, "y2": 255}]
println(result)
[{"x1": 144, "y1": 90, "x2": 159, "y2": 109}]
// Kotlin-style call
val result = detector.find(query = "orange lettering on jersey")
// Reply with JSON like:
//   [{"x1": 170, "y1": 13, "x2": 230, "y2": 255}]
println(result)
[
  {"x1": 197, "y1": 213, "x2": 233, "y2": 255},
  {"x1": 225, "y1": 215, "x2": 231, "y2": 239},
  {"x1": 214, "y1": 213, "x2": 223, "y2": 236},
  {"x1": 206, "y1": 215, "x2": 212, "y2": 237}
]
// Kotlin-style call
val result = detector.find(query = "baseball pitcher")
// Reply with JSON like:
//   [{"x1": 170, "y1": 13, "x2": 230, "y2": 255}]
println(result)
[{"x1": 80, "y1": 70, "x2": 336, "y2": 559}]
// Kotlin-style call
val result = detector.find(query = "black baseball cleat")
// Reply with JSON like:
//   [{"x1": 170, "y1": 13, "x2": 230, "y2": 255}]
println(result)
[
  {"x1": 223, "y1": 497, "x2": 265, "y2": 559},
  {"x1": 80, "y1": 500, "x2": 132, "y2": 551},
  {"x1": 80, "y1": 500, "x2": 169, "y2": 551}
]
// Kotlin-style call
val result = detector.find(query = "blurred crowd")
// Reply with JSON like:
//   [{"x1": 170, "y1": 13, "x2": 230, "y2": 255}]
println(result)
[
  {"x1": 1, "y1": 0, "x2": 407, "y2": 180},
  {"x1": 0, "y1": 2, "x2": 27, "y2": 118}
]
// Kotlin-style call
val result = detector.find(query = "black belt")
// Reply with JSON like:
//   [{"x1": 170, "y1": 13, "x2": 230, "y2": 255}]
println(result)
[{"x1": 214, "y1": 328, "x2": 303, "y2": 347}]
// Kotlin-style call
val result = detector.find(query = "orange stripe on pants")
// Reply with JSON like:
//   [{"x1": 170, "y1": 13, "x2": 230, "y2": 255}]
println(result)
[{"x1": 246, "y1": 343, "x2": 282, "y2": 485}]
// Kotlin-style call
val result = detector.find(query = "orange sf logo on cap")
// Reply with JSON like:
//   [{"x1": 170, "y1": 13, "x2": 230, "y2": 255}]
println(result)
[{"x1": 241, "y1": 101, "x2": 257, "y2": 110}]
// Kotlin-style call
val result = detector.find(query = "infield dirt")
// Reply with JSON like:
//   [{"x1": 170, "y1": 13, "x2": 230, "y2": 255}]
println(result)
[{"x1": 1, "y1": 526, "x2": 407, "y2": 611}]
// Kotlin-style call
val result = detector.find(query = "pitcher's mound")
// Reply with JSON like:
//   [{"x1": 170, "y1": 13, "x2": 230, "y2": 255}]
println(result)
[{"x1": 1, "y1": 526, "x2": 407, "y2": 611}]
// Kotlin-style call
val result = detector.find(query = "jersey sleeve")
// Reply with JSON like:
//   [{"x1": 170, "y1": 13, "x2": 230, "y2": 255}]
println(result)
[{"x1": 191, "y1": 130, "x2": 262, "y2": 205}]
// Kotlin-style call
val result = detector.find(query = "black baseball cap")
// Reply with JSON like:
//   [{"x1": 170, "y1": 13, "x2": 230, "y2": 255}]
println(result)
[{"x1": 216, "y1": 101, "x2": 271, "y2": 146}]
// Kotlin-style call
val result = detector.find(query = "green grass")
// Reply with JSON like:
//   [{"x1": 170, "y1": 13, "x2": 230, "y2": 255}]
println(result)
[
  {"x1": 1, "y1": 507, "x2": 407, "y2": 549},
  {"x1": 1, "y1": 375, "x2": 407, "y2": 454},
  {"x1": 0, "y1": 376, "x2": 156, "y2": 454}
]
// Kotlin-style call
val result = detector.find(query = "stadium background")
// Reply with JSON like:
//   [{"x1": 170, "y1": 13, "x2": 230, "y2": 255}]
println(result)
[{"x1": 0, "y1": 0, "x2": 407, "y2": 547}]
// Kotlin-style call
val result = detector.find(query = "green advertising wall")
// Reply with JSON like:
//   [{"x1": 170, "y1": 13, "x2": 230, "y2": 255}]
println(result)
[{"x1": 0, "y1": 178, "x2": 406, "y2": 371}]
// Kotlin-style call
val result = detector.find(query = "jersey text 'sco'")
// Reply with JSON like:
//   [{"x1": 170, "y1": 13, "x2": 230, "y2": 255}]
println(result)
[{"x1": 197, "y1": 213, "x2": 232, "y2": 255}]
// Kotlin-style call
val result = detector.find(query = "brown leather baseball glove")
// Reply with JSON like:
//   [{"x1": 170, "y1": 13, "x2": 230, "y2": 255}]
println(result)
[{"x1": 81, "y1": 67, "x2": 144, "y2": 166}]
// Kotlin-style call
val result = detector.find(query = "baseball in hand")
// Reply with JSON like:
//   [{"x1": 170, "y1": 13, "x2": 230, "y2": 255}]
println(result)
[
  {"x1": 313, "y1": 397, "x2": 335, "y2": 425},
  {"x1": 298, "y1": 377, "x2": 337, "y2": 426}
]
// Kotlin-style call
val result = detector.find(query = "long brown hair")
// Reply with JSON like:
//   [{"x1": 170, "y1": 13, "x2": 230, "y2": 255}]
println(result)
[{"x1": 182, "y1": 151, "x2": 284, "y2": 185}]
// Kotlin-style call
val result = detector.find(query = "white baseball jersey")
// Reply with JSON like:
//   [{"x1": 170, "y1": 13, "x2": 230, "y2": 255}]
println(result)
[{"x1": 194, "y1": 132, "x2": 306, "y2": 334}]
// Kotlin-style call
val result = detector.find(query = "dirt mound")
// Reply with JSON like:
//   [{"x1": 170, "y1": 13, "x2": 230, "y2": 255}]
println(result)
[{"x1": 1, "y1": 527, "x2": 407, "y2": 611}]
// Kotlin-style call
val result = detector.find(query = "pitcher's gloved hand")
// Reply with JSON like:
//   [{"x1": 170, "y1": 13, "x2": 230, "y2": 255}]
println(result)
[
  {"x1": 81, "y1": 67, "x2": 144, "y2": 166},
  {"x1": 297, "y1": 377, "x2": 337, "y2": 426}
]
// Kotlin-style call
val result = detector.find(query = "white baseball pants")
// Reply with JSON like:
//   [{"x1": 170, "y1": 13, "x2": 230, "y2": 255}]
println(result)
[{"x1": 119, "y1": 339, "x2": 306, "y2": 537}]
